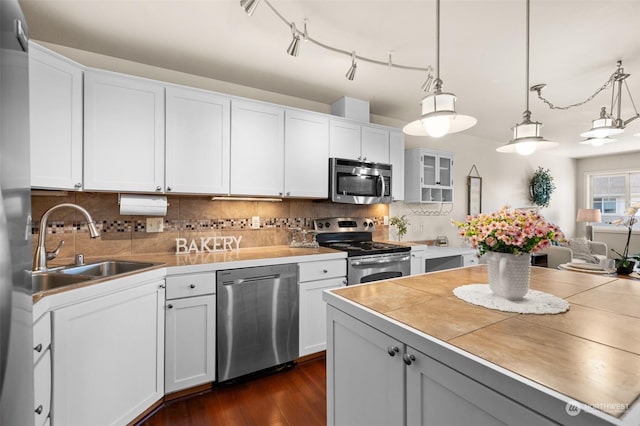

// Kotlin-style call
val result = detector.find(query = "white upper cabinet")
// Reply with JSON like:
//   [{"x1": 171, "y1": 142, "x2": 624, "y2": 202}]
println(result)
[
  {"x1": 329, "y1": 120, "x2": 361, "y2": 160},
  {"x1": 329, "y1": 119, "x2": 390, "y2": 164},
  {"x1": 83, "y1": 70, "x2": 165, "y2": 192},
  {"x1": 29, "y1": 42, "x2": 83, "y2": 190},
  {"x1": 230, "y1": 100, "x2": 285, "y2": 196},
  {"x1": 284, "y1": 109, "x2": 329, "y2": 198},
  {"x1": 165, "y1": 87, "x2": 230, "y2": 195},
  {"x1": 361, "y1": 125, "x2": 390, "y2": 164},
  {"x1": 389, "y1": 130, "x2": 405, "y2": 201},
  {"x1": 405, "y1": 148, "x2": 454, "y2": 203}
]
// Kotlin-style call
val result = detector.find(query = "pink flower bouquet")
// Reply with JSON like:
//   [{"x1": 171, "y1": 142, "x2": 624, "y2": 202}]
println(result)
[{"x1": 452, "y1": 206, "x2": 565, "y2": 256}]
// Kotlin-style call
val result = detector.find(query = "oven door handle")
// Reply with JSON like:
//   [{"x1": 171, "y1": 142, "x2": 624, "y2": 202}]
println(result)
[{"x1": 350, "y1": 255, "x2": 410, "y2": 266}]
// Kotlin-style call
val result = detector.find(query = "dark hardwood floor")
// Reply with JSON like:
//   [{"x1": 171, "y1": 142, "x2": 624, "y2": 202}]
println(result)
[{"x1": 141, "y1": 356, "x2": 326, "y2": 426}]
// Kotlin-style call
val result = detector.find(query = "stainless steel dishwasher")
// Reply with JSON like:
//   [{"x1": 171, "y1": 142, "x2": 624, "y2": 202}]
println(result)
[{"x1": 216, "y1": 263, "x2": 299, "y2": 382}]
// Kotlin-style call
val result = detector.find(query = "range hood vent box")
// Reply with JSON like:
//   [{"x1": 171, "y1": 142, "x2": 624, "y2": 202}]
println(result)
[{"x1": 331, "y1": 97, "x2": 370, "y2": 123}]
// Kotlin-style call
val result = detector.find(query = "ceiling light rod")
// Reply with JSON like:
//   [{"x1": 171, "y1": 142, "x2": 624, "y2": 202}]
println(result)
[
  {"x1": 533, "y1": 60, "x2": 639, "y2": 139},
  {"x1": 251, "y1": 0, "x2": 430, "y2": 72},
  {"x1": 402, "y1": 0, "x2": 476, "y2": 138},
  {"x1": 496, "y1": 0, "x2": 557, "y2": 155}
]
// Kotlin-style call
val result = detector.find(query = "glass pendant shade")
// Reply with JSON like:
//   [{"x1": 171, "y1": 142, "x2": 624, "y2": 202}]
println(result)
[
  {"x1": 496, "y1": 119, "x2": 557, "y2": 155},
  {"x1": 403, "y1": 92, "x2": 477, "y2": 137},
  {"x1": 580, "y1": 116, "x2": 624, "y2": 138}
]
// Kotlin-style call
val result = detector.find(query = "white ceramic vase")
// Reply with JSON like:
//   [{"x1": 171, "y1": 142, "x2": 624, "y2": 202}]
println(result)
[{"x1": 485, "y1": 251, "x2": 532, "y2": 300}]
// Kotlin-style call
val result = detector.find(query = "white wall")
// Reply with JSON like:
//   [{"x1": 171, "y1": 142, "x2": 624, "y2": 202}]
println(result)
[{"x1": 389, "y1": 132, "x2": 577, "y2": 246}]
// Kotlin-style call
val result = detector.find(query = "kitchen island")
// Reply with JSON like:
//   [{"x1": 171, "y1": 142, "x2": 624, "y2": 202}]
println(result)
[{"x1": 324, "y1": 265, "x2": 640, "y2": 426}]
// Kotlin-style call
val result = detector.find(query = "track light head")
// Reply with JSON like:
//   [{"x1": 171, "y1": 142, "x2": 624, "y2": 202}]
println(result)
[
  {"x1": 240, "y1": 0, "x2": 260, "y2": 16},
  {"x1": 346, "y1": 52, "x2": 357, "y2": 81},
  {"x1": 286, "y1": 23, "x2": 301, "y2": 57}
]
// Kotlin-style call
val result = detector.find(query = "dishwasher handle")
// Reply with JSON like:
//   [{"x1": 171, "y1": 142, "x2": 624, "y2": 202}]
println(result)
[{"x1": 222, "y1": 274, "x2": 282, "y2": 286}]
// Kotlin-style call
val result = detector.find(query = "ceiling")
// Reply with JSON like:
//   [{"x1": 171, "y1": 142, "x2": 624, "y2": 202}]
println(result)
[{"x1": 19, "y1": 0, "x2": 640, "y2": 159}]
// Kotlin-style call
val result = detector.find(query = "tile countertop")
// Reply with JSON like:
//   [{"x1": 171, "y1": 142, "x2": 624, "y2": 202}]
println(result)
[
  {"x1": 329, "y1": 265, "x2": 640, "y2": 423},
  {"x1": 36, "y1": 245, "x2": 346, "y2": 302}
]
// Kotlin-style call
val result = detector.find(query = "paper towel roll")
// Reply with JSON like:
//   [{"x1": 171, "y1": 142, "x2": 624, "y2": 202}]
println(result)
[{"x1": 119, "y1": 194, "x2": 168, "y2": 216}]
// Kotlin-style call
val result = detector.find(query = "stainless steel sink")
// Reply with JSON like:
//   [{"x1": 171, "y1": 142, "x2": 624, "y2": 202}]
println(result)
[
  {"x1": 60, "y1": 260, "x2": 157, "y2": 277},
  {"x1": 33, "y1": 272, "x2": 95, "y2": 292},
  {"x1": 34, "y1": 260, "x2": 161, "y2": 292}
]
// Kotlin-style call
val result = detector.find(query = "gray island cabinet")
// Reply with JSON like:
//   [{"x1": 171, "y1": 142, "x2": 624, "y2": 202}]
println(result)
[{"x1": 324, "y1": 265, "x2": 640, "y2": 426}]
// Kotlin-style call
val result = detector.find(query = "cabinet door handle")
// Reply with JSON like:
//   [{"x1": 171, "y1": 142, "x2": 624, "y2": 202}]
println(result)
[
  {"x1": 155, "y1": 186, "x2": 162, "y2": 191},
  {"x1": 322, "y1": 269, "x2": 328, "y2": 273},
  {"x1": 167, "y1": 304, "x2": 173, "y2": 309},
  {"x1": 34, "y1": 343, "x2": 43, "y2": 353},
  {"x1": 35, "y1": 405, "x2": 43, "y2": 415},
  {"x1": 403, "y1": 353, "x2": 416, "y2": 365},
  {"x1": 387, "y1": 346, "x2": 399, "y2": 357},
  {"x1": 167, "y1": 186, "x2": 172, "y2": 191},
  {"x1": 189, "y1": 284, "x2": 196, "y2": 289},
  {"x1": 74, "y1": 182, "x2": 82, "y2": 189}
]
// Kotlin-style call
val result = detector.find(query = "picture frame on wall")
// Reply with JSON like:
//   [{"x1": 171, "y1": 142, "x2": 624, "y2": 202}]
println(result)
[{"x1": 468, "y1": 176, "x2": 482, "y2": 215}]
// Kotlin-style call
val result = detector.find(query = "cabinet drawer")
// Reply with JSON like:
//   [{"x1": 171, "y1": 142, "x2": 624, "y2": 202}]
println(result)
[
  {"x1": 299, "y1": 259, "x2": 346, "y2": 282},
  {"x1": 33, "y1": 312, "x2": 51, "y2": 365},
  {"x1": 166, "y1": 272, "x2": 216, "y2": 299},
  {"x1": 463, "y1": 254, "x2": 479, "y2": 266},
  {"x1": 34, "y1": 351, "x2": 51, "y2": 426}
]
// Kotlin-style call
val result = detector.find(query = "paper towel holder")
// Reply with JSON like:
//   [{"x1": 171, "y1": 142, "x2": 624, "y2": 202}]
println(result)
[
  {"x1": 118, "y1": 193, "x2": 170, "y2": 216},
  {"x1": 118, "y1": 193, "x2": 171, "y2": 205}
]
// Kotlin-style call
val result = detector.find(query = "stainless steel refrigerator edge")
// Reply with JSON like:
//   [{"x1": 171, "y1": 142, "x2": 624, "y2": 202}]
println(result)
[{"x1": 0, "y1": 0, "x2": 34, "y2": 424}]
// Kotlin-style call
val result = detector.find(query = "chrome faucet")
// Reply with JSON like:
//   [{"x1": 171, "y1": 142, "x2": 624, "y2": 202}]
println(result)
[{"x1": 33, "y1": 203, "x2": 100, "y2": 271}]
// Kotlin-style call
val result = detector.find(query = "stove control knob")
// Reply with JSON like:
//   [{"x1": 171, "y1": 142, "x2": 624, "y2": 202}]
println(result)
[
  {"x1": 325, "y1": 222, "x2": 331, "y2": 229},
  {"x1": 317, "y1": 223, "x2": 323, "y2": 229}
]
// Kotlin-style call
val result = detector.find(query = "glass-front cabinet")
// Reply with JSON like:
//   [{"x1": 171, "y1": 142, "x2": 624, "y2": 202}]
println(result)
[{"x1": 404, "y1": 148, "x2": 454, "y2": 203}]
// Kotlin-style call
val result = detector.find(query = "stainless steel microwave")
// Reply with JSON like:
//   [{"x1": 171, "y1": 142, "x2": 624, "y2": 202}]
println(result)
[{"x1": 329, "y1": 158, "x2": 392, "y2": 204}]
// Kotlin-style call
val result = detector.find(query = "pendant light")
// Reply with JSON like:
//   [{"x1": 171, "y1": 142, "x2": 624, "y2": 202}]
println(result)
[
  {"x1": 403, "y1": 0, "x2": 476, "y2": 137},
  {"x1": 497, "y1": 0, "x2": 557, "y2": 155}
]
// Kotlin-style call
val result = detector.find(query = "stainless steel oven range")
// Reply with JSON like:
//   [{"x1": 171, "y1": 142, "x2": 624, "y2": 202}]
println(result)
[{"x1": 314, "y1": 217, "x2": 410, "y2": 285}]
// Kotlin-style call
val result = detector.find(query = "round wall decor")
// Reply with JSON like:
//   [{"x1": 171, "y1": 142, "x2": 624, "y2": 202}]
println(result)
[{"x1": 529, "y1": 167, "x2": 555, "y2": 208}]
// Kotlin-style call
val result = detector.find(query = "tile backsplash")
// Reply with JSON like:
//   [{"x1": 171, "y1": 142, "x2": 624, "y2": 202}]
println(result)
[{"x1": 31, "y1": 191, "x2": 389, "y2": 261}]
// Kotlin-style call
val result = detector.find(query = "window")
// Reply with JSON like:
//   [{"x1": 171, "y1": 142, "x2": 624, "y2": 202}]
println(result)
[{"x1": 588, "y1": 171, "x2": 640, "y2": 228}]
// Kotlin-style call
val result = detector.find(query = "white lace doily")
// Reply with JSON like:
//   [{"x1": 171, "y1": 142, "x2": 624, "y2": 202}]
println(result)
[{"x1": 453, "y1": 284, "x2": 569, "y2": 314}]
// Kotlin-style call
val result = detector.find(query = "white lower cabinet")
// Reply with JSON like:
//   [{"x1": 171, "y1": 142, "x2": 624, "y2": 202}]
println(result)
[
  {"x1": 33, "y1": 345, "x2": 51, "y2": 426},
  {"x1": 298, "y1": 259, "x2": 346, "y2": 356},
  {"x1": 328, "y1": 308, "x2": 404, "y2": 426},
  {"x1": 52, "y1": 280, "x2": 165, "y2": 426},
  {"x1": 33, "y1": 311, "x2": 51, "y2": 426},
  {"x1": 327, "y1": 307, "x2": 556, "y2": 426},
  {"x1": 463, "y1": 253, "x2": 479, "y2": 267},
  {"x1": 410, "y1": 245, "x2": 426, "y2": 275},
  {"x1": 164, "y1": 272, "x2": 216, "y2": 393}
]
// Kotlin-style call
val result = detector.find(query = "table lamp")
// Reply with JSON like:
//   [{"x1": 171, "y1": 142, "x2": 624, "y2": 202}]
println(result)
[{"x1": 576, "y1": 208, "x2": 602, "y2": 240}]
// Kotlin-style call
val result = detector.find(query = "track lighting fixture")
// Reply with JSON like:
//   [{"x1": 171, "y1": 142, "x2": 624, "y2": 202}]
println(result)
[
  {"x1": 533, "y1": 60, "x2": 640, "y2": 143},
  {"x1": 402, "y1": 0, "x2": 476, "y2": 138},
  {"x1": 286, "y1": 23, "x2": 301, "y2": 57},
  {"x1": 497, "y1": 0, "x2": 557, "y2": 155},
  {"x1": 240, "y1": 0, "x2": 260, "y2": 16},
  {"x1": 241, "y1": 0, "x2": 430, "y2": 83},
  {"x1": 346, "y1": 52, "x2": 357, "y2": 81}
]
